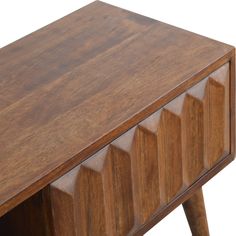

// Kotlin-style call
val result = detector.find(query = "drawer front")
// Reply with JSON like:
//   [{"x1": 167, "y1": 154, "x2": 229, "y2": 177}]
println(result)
[{"x1": 49, "y1": 63, "x2": 230, "y2": 236}]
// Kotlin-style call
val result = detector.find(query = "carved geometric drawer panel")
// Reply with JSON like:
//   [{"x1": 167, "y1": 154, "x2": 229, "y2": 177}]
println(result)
[{"x1": 49, "y1": 63, "x2": 230, "y2": 236}]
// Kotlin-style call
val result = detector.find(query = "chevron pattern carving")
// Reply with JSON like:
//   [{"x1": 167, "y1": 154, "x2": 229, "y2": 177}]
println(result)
[{"x1": 49, "y1": 63, "x2": 230, "y2": 236}]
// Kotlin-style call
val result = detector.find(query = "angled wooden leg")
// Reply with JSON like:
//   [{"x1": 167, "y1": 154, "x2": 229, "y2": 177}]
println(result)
[{"x1": 183, "y1": 188, "x2": 210, "y2": 236}]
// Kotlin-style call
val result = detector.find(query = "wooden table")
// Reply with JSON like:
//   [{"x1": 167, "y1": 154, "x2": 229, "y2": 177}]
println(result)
[{"x1": 0, "y1": 1, "x2": 235, "y2": 235}]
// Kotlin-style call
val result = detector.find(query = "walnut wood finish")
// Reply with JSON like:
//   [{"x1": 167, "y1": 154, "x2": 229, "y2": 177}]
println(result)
[
  {"x1": 0, "y1": 1, "x2": 235, "y2": 236},
  {"x1": 3, "y1": 63, "x2": 227, "y2": 236},
  {"x1": 183, "y1": 188, "x2": 210, "y2": 236},
  {"x1": 0, "y1": 61, "x2": 232, "y2": 235},
  {"x1": 1, "y1": 155, "x2": 233, "y2": 236},
  {"x1": 0, "y1": 1, "x2": 235, "y2": 217}
]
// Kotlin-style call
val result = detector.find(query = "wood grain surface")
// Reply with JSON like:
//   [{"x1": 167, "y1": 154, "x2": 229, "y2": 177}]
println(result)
[
  {"x1": 183, "y1": 188, "x2": 210, "y2": 236},
  {"x1": 0, "y1": 1, "x2": 234, "y2": 217},
  {"x1": 44, "y1": 64, "x2": 230, "y2": 236},
  {"x1": 1, "y1": 63, "x2": 231, "y2": 235}
]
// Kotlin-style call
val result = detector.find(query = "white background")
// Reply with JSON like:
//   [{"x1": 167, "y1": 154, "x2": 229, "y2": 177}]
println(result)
[{"x1": 0, "y1": 1, "x2": 235, "y2": 235}]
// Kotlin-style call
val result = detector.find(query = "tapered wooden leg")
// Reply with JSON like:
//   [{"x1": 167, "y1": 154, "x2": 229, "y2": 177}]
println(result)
[{"x1": 183, "y1": 188, "x2": 210, "y2": 236}]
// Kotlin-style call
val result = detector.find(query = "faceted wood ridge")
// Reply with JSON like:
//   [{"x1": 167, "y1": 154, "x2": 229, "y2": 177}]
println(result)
[{"x1": 48, "y1": 64, "x2": 230, "y2": 236}]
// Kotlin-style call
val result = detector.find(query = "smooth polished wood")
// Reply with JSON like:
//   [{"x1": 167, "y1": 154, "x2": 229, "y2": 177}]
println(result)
[
  {"x1": 0, "y1": 1, "x2": 235, "y2": 217},
  {"x1": 1, "y1": 154, "x2": 234, "y2": 236},
  {"x1": 0, "y1": 62, "x2": 231, "y2": 236},
  {"x1": 183, "y1": 189, "x2": 210, "y2": 236},
  {"x1": 0, "y1": 1, "x2": 235, "y2": 235},
  {"x1": 135, "y1": 154, "x2": 234, "y2": 235},
  {"x1": 0, "y1": 63, "x2": 229, "y2": 235},
  {"x1": 46, "y1": 64, "x2": 229, "y2": 236}
]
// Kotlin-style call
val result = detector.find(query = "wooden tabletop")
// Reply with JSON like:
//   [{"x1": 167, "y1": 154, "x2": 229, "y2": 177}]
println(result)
[{"x1": 0, "y1": 1, "x2": 234, "y2": 216}]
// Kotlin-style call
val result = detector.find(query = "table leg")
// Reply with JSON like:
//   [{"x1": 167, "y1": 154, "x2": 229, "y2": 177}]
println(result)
[{"x1": 183, "y1": 188, "x2": 210, "y2": 236}]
